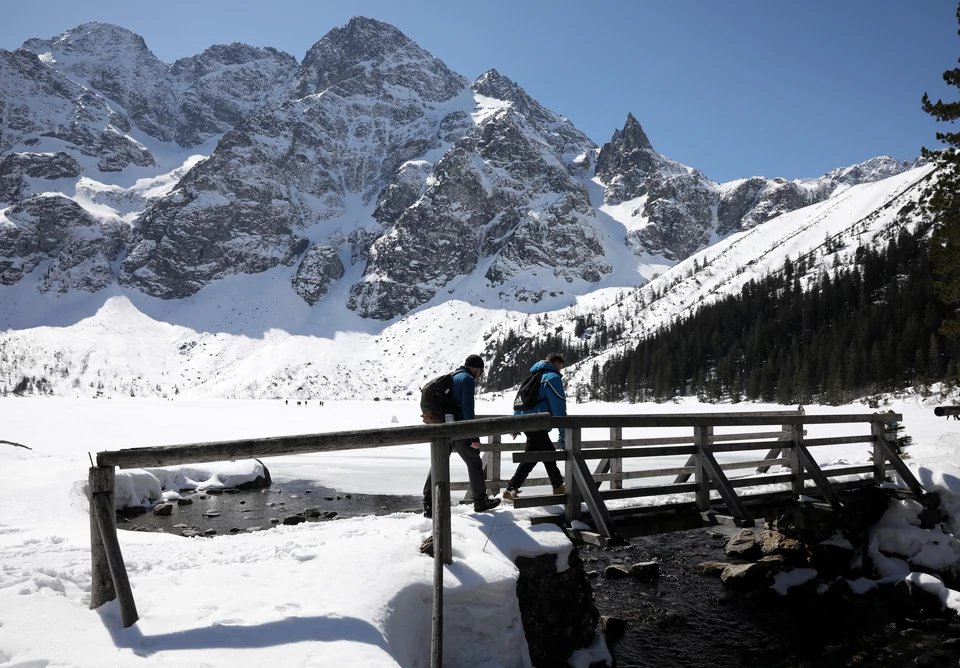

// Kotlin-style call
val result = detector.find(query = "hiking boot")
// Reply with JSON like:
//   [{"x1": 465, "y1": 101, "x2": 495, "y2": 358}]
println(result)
[
  {"x1": 502, "y1": 487, "x2": 520, "y2": 502},
  {"x1": 474, "y1": 496, "x2": 501, "y2": 513},
  {"x1": 552, "y1": 484, "x2": 566, "y2": 495}
]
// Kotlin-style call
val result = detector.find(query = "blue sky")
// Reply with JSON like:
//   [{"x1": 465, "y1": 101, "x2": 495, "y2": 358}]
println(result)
[{"x1": 2, "y1": 0, "x2": 957, "y2": 182}]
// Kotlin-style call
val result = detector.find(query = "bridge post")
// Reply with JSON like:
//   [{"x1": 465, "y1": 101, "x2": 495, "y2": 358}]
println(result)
[
  {"x1": 89, "y1": 466, "x2": 115, "y2": 609},
  {"x1": 429, "y1": 437, "x2": 452, "y2": 668},
  {"x1": 872, "y1": 421, "x2": 886, "y2": 482},
  {"x1": 89, "y1": 465, "x2": 138, "y2": 627},
  {"x1": 564, "y1": 428, "x2": 583, "y2": 524},
  {"x1": 694, "y1": 425, "x2": 710, "y2": 511},
  {"x1": 488, "y1": 433, "x2": 502, "y2": 495},
  {"x1": 788, "y1": 423, "x2": 804, "y2": 498},
  {"x1": 609, "y1": 427, "x2": 623, "y2": 490}
]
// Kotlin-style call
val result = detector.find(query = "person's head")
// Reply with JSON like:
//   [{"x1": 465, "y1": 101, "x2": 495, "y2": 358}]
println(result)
[
  {"x1": 464, "y1": 354, "x2": 485, "y2": 379},
  {"x1": 545, "y1": 352, "x2": 565, "y2": 371}
]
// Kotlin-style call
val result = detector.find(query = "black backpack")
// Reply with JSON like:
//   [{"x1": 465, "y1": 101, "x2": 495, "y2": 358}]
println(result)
[
  {"x1": 420, "y1": 373, "x2": 456, "y2": 424},
  {"x1": 513, "y1": 370, "x2": 545, "y2": 411}
]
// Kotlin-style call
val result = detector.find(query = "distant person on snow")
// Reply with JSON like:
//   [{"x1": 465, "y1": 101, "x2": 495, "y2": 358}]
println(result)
[
  {"x1": 422, "y1": 354, "x2": 501, "y2": 517},
  {"x1": 503, "y1": 353, "x2": 568, "y2": 502}
]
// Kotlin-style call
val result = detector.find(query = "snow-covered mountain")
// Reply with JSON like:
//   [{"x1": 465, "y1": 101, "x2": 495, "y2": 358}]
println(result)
[{"x1": 0, "y1": 17, "x2": 931, "y2": 399}]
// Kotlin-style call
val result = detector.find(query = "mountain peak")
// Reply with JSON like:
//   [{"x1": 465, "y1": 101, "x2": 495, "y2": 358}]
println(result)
[
  {"x1": 621, "y1": 113, "x2": 653, "y2": 151},
  {"x1": 296, "y1": 16, "x2": 466, "y2": 101},
  {"x1": 23, "y1": 22, "x2": 151, "y2": 57}
]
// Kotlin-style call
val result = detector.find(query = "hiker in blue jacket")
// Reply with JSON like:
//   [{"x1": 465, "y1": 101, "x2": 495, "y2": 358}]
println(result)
[
  {"x1": 422, "y1": 354, "x2": 502, "y2": 518},
  {"x1": 503, "y1": 352, "x2": 567, "y2": 502}
]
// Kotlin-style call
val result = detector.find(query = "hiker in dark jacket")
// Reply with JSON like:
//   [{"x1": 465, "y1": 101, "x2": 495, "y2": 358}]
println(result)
[
  {"x1": 422, "y1": 354, "x2": 502, "y2": 517},
  {"x1": 503, "y1": 353, "x2": 567, "y2": 502}
]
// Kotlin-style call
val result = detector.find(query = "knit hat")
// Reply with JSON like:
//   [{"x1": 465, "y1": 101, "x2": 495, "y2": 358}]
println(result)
[{"x1": 464, "y1": 354, "x2": 484, "y2": 369}]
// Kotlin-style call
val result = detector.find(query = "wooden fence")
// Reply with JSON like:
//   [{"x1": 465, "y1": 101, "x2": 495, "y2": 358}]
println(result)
[{"x1": 88, "y1": 409, "x2": 922, "y2": 667}]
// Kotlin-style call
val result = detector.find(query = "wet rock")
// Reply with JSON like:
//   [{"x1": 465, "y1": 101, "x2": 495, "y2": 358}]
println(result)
[
  {"x1": 223, "y1": 488, "x2": 240, "y2": 494},
  {"x1": 283, "y1": 515, "x2": 306, "y2": 526},
  {"x1": 760, "y1": 530, "x2": 807, "y2": 561},
  {"x1": 604, "y1": 565, "x2": 631, "y2": 579},
  {"x1": 203, "y1": 529, "x2": 217, "y2": 536},
  {"x1": 720, "y1": 562, "x2": 773, "y2": 592},
  {"x1": 940, "y1": 637, "x2": 960, "y2": 650},
  {"x1": 322, "y1": 511, "x2": 338, "y2": 520},
  {"x1": 270, "y1": 518, "x2": 280, "y2": 524},
  {"x1": 207, "y1": 489, "x2": 223, "y2": 495},
  {"x1": 691, "y1": 561, "x2": 728, "y2": 576},
  {"x1": 629, "y1": 561, "x2": 660, "y2": 582},
  {"x1": 304, "y1": 507, "x2": 323, "y2": 518},
  {"x1": 173, "y1": 523, "x2": 190, "y2": 529},
  {"x1": 177, "y1": 498, "x2": 193, "y2": 506},
  {"x1": 202, "y1": 511, "x2": 221, "y2": 518},
  {"x1": 724, "y1": 529, "x2": 761, "y2": 560},
  {"x1": 181, "y1": 530, "x2": 201, "y2": 538},
  {"x1": 153, "y1": 503, "x2": 174, "y2": 516},
  {"x1": 247, "y1": 527, "x2": 264, "y2": 532}
]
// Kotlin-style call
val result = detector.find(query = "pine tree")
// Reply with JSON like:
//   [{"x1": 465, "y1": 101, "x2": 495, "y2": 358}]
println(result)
[{"x1": 922, "y1": 2, "x2": 960, "y2": 337}]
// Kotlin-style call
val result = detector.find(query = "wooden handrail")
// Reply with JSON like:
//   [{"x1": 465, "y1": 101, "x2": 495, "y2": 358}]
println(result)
[{"x1": 97, "y1": 414, "x2": 551, "y2": 468}]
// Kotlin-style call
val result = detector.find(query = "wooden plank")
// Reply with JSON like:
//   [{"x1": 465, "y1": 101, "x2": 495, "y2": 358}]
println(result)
[
  {"x1": 562, "y1": 528, "x2": 611, "y2": 547},
  {"x1": 564, "y1": 429, "x2": 582, "y2": 524},
  {"x1": 794, "y1": 441, "x2": 844, "y2": 510},
  {"x1": 97, "y1": 414, "x2": 552, "y2": 468},
  {"x1": 581, "y1": 429, "x2": 789, "y2": 450},
  {"x1": 552, "y1": 413, "x2": 901, "y2": 429},
  {"x1": 698, "y1": 447, "x2": 755, "y2": 526},
  {"x1": 877, "y1": 434, "x2": 926, "y2": 498},
  {"x1": 570, "y1": 449, "x2": 619, "y2": 539},
  {"x1": 599, "y1": 483, "x2": 700, "y2": 501},
  {"x1": 708, "y1": 440, "x2": 795, "y2": 453},
  {"x1": 92, "y1": 491, "x2": 138, "y2": 627},
  {"x1": 88, "y1": 466, "x2": 115, "y2": 609},
  {"x1": 802, "y1": 435, "x2": 875, "y2": 447}
]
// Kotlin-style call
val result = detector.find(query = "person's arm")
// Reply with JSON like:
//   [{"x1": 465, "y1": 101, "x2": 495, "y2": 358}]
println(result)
[{"x1": 544, "y1": 374, "x2": 567, "y2": 440}]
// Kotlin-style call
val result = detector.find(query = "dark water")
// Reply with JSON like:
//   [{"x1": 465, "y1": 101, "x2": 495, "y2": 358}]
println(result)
[
  {"x1": 118, "y1": 481, "x2": 422, "y2": 535},
  {"x1": 121, "y1": 490, "x2": 959, "y2": 667}
]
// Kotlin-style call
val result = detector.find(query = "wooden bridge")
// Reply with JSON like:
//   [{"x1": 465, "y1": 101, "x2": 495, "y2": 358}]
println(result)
[{"x1": 87, "y1": 408, "x2": 923, "y2": 667}]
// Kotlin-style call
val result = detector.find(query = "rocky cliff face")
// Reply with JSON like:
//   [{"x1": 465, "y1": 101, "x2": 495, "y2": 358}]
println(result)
[
  {"x1": 0, "y1": 17, "x2": 927, "y2": 317},
  {"x1": 119, "y1": 17, "x2": 468, "y2": 300},
  {"x1": 347, "y1": 69, "x2": 607, "y2": 319},
  {"x1": 0, "y1": 193, "x2": 129, "y2": 292},
  {"x1": 0, "y1": 47, "x2": 154, "y2": 173},
  {"x1": 594, "y1": 114, "x2": 921, "y2": 262}
]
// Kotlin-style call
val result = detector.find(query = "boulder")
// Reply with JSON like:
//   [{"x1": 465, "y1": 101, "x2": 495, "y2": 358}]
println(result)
[
  {"x1": 720, "y1": 562, "x2": 773, "y2": 592},
  {"x1": 724, "y1": 529, "x2": 761, "y2": 560}
]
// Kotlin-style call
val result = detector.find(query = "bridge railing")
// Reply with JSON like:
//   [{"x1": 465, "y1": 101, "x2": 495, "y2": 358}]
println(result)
[{"x1": 502, "y1": 411, "x2": 921, "y2": 543}]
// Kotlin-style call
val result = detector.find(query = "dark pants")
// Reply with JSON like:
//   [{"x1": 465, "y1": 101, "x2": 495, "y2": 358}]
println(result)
[
  {"x1": 509, "y1": 431, "x2": 564, "y2": 490},
  {"x1": 423, "y1": 438, "x2": 487, "y2": 504}
]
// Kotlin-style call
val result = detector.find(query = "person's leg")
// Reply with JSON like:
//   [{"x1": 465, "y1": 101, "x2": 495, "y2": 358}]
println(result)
[
  {"x1": 527, "y1": 430, "x2": 564, "y2": 489},
  {"x1": 453, "y1": 438, "x2": 487, "y2": 500},
  {"x1": 508, "y1": 431, "x2": 546, "y2": 490}
]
